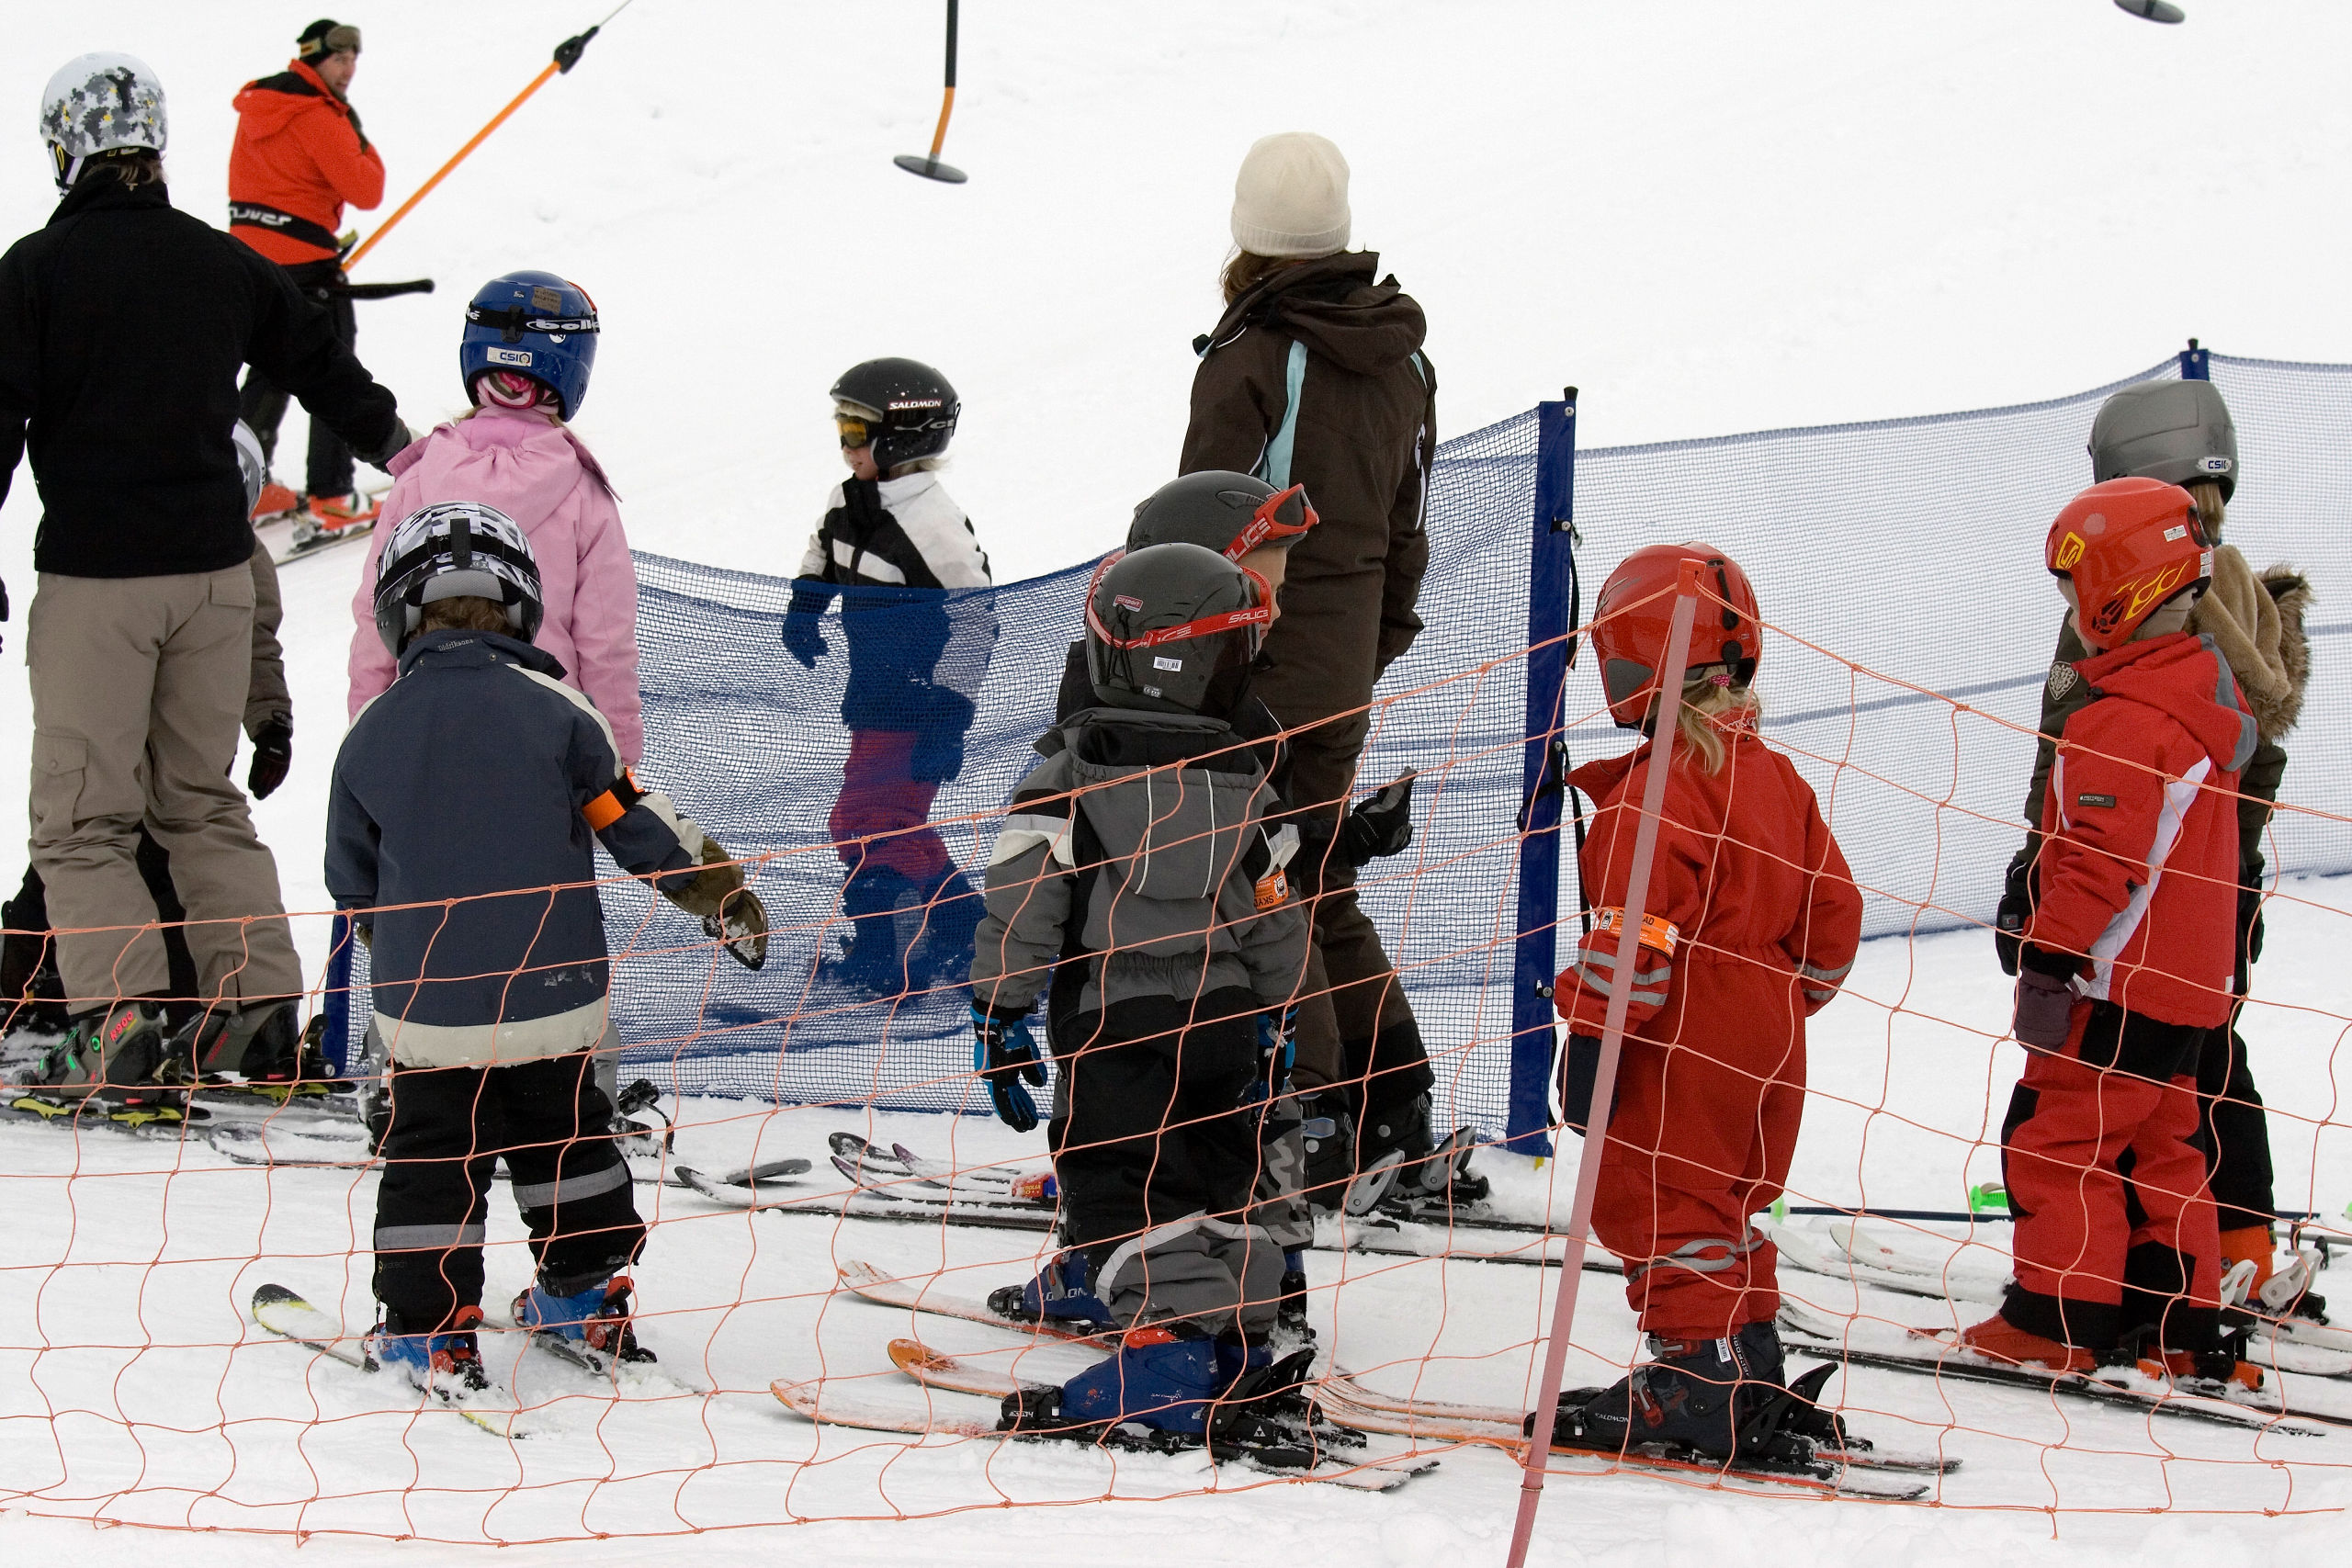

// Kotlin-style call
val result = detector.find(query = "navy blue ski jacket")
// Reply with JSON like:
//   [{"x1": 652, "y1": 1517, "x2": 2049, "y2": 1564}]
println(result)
[{"x1": 326, "y1": 628, "x2": 697, "y2": 1066}]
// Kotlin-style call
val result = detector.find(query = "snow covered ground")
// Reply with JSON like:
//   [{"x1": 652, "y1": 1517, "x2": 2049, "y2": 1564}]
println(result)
[{"x1": 6, "y1": 0, "x2": 2352, "y2": 1560}]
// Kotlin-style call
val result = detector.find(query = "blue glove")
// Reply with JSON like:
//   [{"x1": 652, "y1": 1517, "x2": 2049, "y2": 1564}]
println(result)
[
  {"x1": 972, "y1": 1003, "x2": 1047, "y2": 1133},
  {"x1": 782, "y1": 585, "x2": 831, "y2": 669}
]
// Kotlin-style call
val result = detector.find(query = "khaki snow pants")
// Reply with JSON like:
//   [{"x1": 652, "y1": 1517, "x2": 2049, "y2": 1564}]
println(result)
[{"x1": 26, "y1": 568, "x2": 303, "y2": 1010}]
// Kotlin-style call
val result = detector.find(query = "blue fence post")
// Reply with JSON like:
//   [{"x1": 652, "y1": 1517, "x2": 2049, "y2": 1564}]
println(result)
[
  {"x1": 2180, "y1": 337, "x2": 2210, "y2": 380},
  {"x1": 1506, "y1": 391, "x2": 1579, "y2": 1155},
  {"x1": 319, "y1": 912, "x2": 353, "y2": 1077}
]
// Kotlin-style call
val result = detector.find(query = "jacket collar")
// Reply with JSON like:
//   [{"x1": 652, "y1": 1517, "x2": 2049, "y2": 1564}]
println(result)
[
  {"x1": 2072, "y1": 631, "x2": 2257, "y2": 774},
  {"x1": 396, "y1": 627, "x2": 569, "y2": 682},
  {"x1": 51, "y1": 168, "x2": 170, "y2": 225},
  {"x1": 1198, "y1": 250, "x2": 1382, "y2": 352}
]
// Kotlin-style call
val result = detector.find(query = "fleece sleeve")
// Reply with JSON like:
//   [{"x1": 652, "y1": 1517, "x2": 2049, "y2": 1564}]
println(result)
[
  {"x1": 564, "y1": 705, "x2": 695, "y2": 886},
  {"x1": 322, "y1": 749, "x2": 381, "y2": 913},
  {"x1": 346, "y1": 498, "x2": 403, "y2": 716},
  {"x1": 243, "y1": 249, "x2": 399, "y2": 457},
  {"x1": 0, "y1": 243, "x2": 34, "y2": 514}
]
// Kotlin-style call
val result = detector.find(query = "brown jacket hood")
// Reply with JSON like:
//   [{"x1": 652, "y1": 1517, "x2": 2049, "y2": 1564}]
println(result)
[
  {"x1": 1199, "y1": 251, "x2": 1427, "y2": 378},
  {"x1": 2189, "y1": 546, "x2": 2312, "y2": 744}
]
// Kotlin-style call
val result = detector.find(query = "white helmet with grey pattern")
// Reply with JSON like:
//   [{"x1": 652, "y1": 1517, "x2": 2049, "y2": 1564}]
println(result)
[{"x1": 40, "y1": 52, "x2": 166, "y2": 194}]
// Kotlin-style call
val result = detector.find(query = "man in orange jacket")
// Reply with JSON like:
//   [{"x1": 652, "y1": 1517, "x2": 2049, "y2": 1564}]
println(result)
[{"x1": 230, "y1": 19, "x2": 385, "y2": 529}]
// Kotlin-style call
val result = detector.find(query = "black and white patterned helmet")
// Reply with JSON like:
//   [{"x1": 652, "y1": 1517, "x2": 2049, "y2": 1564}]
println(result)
[
  {"x1": 40, "y1": 53, "x2": 166, "y2": 192},
  {"x1": 372, "y1": 501, "x2": 545, "y2": 655}
]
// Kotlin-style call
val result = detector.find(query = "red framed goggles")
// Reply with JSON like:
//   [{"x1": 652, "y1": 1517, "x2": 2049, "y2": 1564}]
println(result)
[
  {"x1": 1222, "y1": 482, "x2": 1317, "y2": 559},
  {"x1": 1084, "y1": 550, "x2": 1274, "y2": 650}
]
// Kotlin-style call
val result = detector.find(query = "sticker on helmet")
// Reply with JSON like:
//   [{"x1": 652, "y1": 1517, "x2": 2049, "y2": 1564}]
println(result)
[
  {"x1": 1114, "y1": 595, "x2": 1144, "y2": 612},
  {"x1": 489, "y1": 346, "x2": 533, "y2": 367},
  {"x1": 2164, "y1": 525, "x2": 2188, "y2": 541},
  {"x1": 531, "y1": 286, "x2": 562, "y2": 313},
  {"x1": 1153, "y1": 656, "x2": 1183, "y2": 671},
  {"x1": 2200, "y1": 456, "x2": 2232, "y2": 473},
  {"x1": 2052, "y1": 533, "x2": 2086, "y2": 570}
]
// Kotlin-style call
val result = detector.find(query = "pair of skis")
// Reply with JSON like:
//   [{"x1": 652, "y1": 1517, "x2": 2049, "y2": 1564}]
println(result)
[{"x1": 808, "y1": 1259, "x2": 1949, "y2": 1499}]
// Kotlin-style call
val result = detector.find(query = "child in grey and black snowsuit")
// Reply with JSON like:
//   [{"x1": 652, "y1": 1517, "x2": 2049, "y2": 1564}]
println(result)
[{"x1": 967, "y1": 542, "x2": 1311, "y2": 1450}]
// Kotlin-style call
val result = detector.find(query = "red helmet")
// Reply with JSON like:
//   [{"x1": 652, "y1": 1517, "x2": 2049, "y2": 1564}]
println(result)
[
  {"x1": 1589, "y1": 541, "x2": 1762, "y2": 728},
  {"x1": 2045, "y1": 477, "x2": 2211, "y2": 651}
]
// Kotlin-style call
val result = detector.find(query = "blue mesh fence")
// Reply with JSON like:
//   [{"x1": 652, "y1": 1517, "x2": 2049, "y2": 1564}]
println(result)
[{"x1": 335, "y1": 350, "x2": 2348, "y2": 1138}]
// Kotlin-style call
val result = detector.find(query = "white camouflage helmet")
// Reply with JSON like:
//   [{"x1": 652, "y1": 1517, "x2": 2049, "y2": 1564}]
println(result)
[
  {"x1": 372, "y1": 501, "x2": 546, "y2": 655},
  {"x1": 40, "y1": 52, "x2": 166, "y2": 193}
]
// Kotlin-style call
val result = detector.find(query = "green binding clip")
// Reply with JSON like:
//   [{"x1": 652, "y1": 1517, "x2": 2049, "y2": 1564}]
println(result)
[{"x1": 1968, "y1": 1183, "x2": 2010, "y2": 1215}]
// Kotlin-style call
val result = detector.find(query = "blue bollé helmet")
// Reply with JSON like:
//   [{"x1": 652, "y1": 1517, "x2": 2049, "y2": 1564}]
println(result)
[{"x1": 458, "y1": 271, "x2": 599, "y2": 420}]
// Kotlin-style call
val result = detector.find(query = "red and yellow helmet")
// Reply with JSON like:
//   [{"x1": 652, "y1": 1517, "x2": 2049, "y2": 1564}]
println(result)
[
  {"x1": 2045, "y1": 477, "x2": 2211, "y2": 651},
  {"x1": 1589, "y1": 541, "x2": 1761, "y2": 728}
]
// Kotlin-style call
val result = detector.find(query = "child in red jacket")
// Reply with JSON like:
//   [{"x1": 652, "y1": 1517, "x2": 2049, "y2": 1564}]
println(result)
[
  {"x1": 1541, "y1": 543, "x2": 1862, "y2": 1462},
  {"x1": 1957, "y1": 477, "x2": 2257, "y2": 1385}
]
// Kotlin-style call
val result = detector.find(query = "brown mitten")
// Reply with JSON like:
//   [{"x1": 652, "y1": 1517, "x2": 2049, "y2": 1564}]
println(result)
[{"x1": 662, "y1": 836, "x2": 768, "y2": 971}]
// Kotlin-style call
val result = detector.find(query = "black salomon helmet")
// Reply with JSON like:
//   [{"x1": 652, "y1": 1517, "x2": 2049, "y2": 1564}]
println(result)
[
  {"x1": 831, "y1": 356, "x2": 960, "y2": 470},
  {"x1": 1126, "y1": 470, "x2": 1318, "y2": 558},
  {"x1": 372, "y1": 501, "x2": 545, "y2": 655},
  {"x1": 1084, "y1": 543, "x2": 1271, "y2": 717},
  {"x1": 2089, "y1": 379, "x2": 2238, "y2": 502}
]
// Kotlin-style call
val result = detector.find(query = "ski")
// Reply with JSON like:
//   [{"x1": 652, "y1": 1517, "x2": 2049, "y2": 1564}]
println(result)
[
  {"x1": 771, "y1": 1368, "x2": 1434, "y2": 1491},
  {"x1": 499, "y1": 1313, "x2": 702, "y2": 1398},
  {"x1": 249, "y1": 1283, "x2": 540, "y2": 1438},
  {"x1": 1776, "y1": 1298, "x2": 2343, "y2": 1434},
  {"x1": 0, "y1": 1089, "x2": 206, "y2": 1142},
  {"x1": 269, "y1": 485, "x2": 390, "y2": 565},
  {"x1": 670, "y1": 1157, "x2": 814, "y2": 1201}
]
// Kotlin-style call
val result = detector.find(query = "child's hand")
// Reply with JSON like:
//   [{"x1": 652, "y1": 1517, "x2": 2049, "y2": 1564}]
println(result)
[
  {"x1": 2012, "y1": 965, "x2": 2075, "y2": 1052},
  {"x1": 971, "y1": 1004, "x2": 1046, "y2": 1133}
]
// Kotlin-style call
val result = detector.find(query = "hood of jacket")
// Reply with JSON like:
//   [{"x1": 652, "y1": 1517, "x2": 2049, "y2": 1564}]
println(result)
[
  {"x1": 2074, "y1": 631, "x2": 2258, "y2": 779},
  {"x1": 386, "y1": 404, "x2": 616, "y2": 533},
  {"x1": 395, "y1": 626, "x2": 569, "y2": 683},
  {"x1": 232, "y1": 60, "x2": 349, "y2": 133},
  {"x1": 1204, "y1": 251, "x2": 1426, "y2": 377}
]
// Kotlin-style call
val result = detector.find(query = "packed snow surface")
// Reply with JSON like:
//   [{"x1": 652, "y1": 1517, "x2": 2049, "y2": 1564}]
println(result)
[{"x1": 5, "y1": 1, "x2": 2352, "y2": 1561}]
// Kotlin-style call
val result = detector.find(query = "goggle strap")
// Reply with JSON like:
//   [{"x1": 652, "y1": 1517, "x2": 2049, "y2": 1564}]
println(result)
[
  {"x1": 1084, "y1": 551, "x2": 1273, "y2": 650},
  {"x1": 1223, "y1": 483, "x2": 1317, "y2": 559}
]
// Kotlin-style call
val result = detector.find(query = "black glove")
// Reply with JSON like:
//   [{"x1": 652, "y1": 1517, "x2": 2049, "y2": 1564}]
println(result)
[
  {"x1": 782, "y1": 585, "x2": 831, "y2": 668},
  {"x1": 246, "y1": 717, "x2": 293, "y2": 800},
  {"x1": 2012, "y1": 956, "x2": 2076, "y2": 1052},
  {"x1": 971, "y1": 1004, "x2": 1046, "y2": 1133},
  {"x1": 1339, "y1": 772, "x2": 1418, "y2": 866},
  {"x1": 1994, "y1": 841, "x2": 2036, "y2": 977},
  {"x1": 2238, "y1": 885, "x2": 2267, "y2": 969},
  {"x1": 1560, "y1": 1032, "x2": 1605, "y2": 1134},
  {"x1": 359, "y1": 416, "x2": 413, "y2": 470}
]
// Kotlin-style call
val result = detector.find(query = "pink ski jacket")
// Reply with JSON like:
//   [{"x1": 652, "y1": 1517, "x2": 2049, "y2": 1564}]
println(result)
[{"x1": 349, "y1": 404, "x2": 646, "y2": 761}]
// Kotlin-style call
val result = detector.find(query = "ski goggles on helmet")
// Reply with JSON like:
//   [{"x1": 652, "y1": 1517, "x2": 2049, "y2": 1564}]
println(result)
[
  {"x1": 300, "y1": 24, "x2": 362, "y2": 60},
  {"x1": 1222, "y1": 482, "x2": 1318, "y2": 559},
  {"x1": 466, "y1": 300, "x2": 598, "y2": 343},
  {"x1": 835, "y1": 412, "x2": 876, "y2": 449},
  {"x1": 1083, "y1": 550, "x2": 1274, "y2": 652}
]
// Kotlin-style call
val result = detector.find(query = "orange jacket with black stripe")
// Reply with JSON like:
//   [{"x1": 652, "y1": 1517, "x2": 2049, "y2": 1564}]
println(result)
[
  {"x1": 1555, "y1": 719, "x2": 1861, "y2": 1044},
  {"x1": 228, "y1": 59, "x2": 384, "y2": 265}
]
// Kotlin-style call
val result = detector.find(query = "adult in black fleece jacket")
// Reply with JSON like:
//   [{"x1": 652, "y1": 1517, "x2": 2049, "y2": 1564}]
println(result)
[{"x1": 0, "y1": 156, "x2": 407, "y2": 1048}]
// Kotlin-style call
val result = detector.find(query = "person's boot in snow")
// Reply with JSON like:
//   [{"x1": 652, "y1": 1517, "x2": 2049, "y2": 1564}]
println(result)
[
  {"x1": 1542, "y1": 1321, "x2": 1795, "y2": 1461},
  {"x1": 512, "y1": 1273, "x2": 654, "y2": 1365},
  {"x1": 1360, "y1": 1089, "x2": 1489, "y2": 1215},
  {"x1": 819, "y1": 867, "x2": 911, "y2": 996},
  {"x1": 368, "y1": 1306, "x2": 501, "y2": 1404},
  {"x1": 988, "y1": 1249, "x2": 1114, "y2": 1329},
  {"x1": 903, "y1": 866, "x2": 985, "y2": 993}
]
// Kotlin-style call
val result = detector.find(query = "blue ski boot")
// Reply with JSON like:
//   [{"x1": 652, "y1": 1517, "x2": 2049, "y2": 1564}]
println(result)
[
  {"x1": 1001, "y1": 1321, "x2": 1230, "y2": 1438},
  {"x1": 512, "y1": 1273, "x2": 655, "y2": 1366},
  {"x1": 367, "y1": 1305, "x2": 496, "y2": 1403},
  {"x1": 1539, "y1": 1320, "x2": 1798, "y2": 1461},
  {"x1": 818, "y1": 869, "x2": 912, "y2": 997},
  {"x1": 988, "y1": 1249, "x2": 1115, "y2": 1329}
]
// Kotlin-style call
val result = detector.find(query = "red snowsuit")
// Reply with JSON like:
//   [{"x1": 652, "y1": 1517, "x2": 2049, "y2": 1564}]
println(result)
[
  {"x1": 2003, "y1": 632, "x2": 2255, "y2": 1351},
  {"x1": 1558, "y1": 718, "x2": 1861, "y2": 1339}
]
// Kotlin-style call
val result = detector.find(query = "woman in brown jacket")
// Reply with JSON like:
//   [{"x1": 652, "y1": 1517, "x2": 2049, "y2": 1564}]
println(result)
[{"x1": 1180, "y1": 131, "x2": 1475, "y2": 1212}]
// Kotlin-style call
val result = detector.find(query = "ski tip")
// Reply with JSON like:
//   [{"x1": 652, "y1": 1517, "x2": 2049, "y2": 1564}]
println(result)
[
  {"x1": 770, "y1": 1377, "x2": 820, "y2": 1416},
  {"x1": 251, "y1": 1282, "x2": 308, "y2": 1313},
  {"x1": 749, "y1": 1156, "x2": 814, "y2": 1180},
  {"x1": 887, "y1": 1337, "x2": 952, "y2": 1373},
  {"x1": 837, "y1": 1259, "x2": 886, "y2": 1289},
  {"x1": 827, "y1": 1130, "x2": 874, "y2": 1159}
]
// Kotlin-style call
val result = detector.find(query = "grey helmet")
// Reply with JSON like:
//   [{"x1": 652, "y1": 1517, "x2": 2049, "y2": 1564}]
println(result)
[
  {"x1": 372, "y1": 501, "x2": 545, "y2": 655},
  {"x1": 231, "y1": 421, "x2": 267, "y2": 517},
  {"x1": 1126, "y1": 470, "x2": 1317, "y2": 558},
  {"x1": 1084, "y1": 543, "x2": 1271, "y2": 717},
  {"x1": 40, "y1": 52, "x2": 166, "y2": 194},
  {"x1": 2089, "y1": 378, "x2": 2238, "y2": 502}
]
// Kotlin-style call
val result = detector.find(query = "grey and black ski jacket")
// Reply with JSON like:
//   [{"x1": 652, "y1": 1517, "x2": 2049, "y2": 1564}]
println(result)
[{"x1": 969, "y1": 707, "x2": 1308, "y2": 1037}]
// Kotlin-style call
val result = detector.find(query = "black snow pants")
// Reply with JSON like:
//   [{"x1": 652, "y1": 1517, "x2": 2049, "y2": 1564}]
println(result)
[
  {"x1": 2199, "y1": 884, "x2": 2276, "y2": 1235},
  {"x1": 371, "y1": 1049, "x2": 643, "y2": 1333}
]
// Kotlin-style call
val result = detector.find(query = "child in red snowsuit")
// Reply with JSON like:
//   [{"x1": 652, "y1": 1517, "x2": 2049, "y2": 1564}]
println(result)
[
  {"x1": 1545, "y1": 542, "x2": 1862, "y2": 1461},
  {"x1": 1962, "y1": 477, "x2": 2256, "y2": 1380}
]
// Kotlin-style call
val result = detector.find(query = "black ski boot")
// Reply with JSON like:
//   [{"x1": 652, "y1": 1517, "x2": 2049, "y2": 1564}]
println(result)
[
  {"x1": 18, "y1": 999, "x2": 182, "y2": 1110},
  {"x1": 1539, "y1": 1321, "x2": 1800, "y2": 1461},
  {"x1": 1362, "y1": 1091, "x2": 1490, "y2": 1217},
  {"x1": 1295, "y1": 1090, "x2": 1359, "y2": 1213}
]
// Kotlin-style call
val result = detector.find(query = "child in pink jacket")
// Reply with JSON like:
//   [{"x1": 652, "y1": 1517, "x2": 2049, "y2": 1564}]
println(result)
[{"x1": 347, "y1": 271, "x2": 644, "y2": 761}]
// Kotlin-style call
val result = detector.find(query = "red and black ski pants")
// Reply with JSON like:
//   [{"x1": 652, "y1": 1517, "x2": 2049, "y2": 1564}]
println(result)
[
  {"x1": 371, "y1": 1049, "x2": 645, "y2": 1333},
  {"x1": 2000, "y1": 999, "x2": 2221, "y2": 1353}
]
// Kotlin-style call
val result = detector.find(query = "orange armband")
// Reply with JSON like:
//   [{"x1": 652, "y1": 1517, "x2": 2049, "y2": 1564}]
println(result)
[
  {"x1": 1590, "y1": 906, "x2": 1679, "y2": 956},
  {"x1": 582, "y1": 768, "x2": 644, "y2": 831}
]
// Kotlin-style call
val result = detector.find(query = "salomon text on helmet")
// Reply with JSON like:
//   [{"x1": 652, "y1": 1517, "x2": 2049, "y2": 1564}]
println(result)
[
  {"x1": 2089, "y1": 378, "x2": 2238, "y2": 502},
  {"x1": 1084, "y1": 543, "x2": 1272, "y2": 717},
  {"x1": 460, "y1": 271, "x2": 600, "y2": 420},
  {"x1": 372, "y1": 501, "x2": 546, "y2": 655},
  {"x1": 1589, "y1": 541, "x2": 1762, "y2": 729},
  {"x1": 40, "y1": 52, "x2": 166, "y2": 193},
  {"x1": 1126, "y1": 470, "x2": 1318, "y2": 558},
  {"x1": 831, "y1": 357, "x2": 960, "y2": 470},
  {"x1": 2045, "y1": 477, "x2": 2211, "y2": 652}
]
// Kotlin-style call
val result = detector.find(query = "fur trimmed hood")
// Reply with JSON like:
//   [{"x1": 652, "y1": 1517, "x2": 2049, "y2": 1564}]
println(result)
[{"x1": 2191, "y1": 545, "x2": 2312, "y2": 744}]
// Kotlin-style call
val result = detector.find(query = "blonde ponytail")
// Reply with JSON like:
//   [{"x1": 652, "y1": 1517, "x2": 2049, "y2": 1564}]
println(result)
[{"x1": 1673, "y1": 675, "x2": 1762, "y2": 776}]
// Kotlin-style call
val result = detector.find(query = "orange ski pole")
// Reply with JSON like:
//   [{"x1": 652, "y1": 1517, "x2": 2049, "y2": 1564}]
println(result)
[{"x1": 344, "y1": 6, "x2": 627, "y2": 271}]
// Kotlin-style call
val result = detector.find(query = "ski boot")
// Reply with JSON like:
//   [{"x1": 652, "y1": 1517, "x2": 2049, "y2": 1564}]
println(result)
[
  {"x1": 1362, "y1": 1090, "x2": 1490, "y2": 1218},
  {"x1": 1540, "y1": 1321, "x2": 1798, "y2": 1461},
  {"x1": 1001, "y1": 1321, "x2": 1228, "y2": 1438},
  {"x1": 177, "y1": 1002, "x2": 334, "y2": 1096},
  {"x1": 1276, "y1": 1250, "x2": 1314, "y2": 1343},
  {"x1": 250, "y1": 480, "x2": 302, "y2": 524},
  {"x1": 817, "y1": 868, "x2": 912, "y2": 997},
  {"x1": 513, "y1": 1272, "x2": 656, "y2": 1367},
  {"x1": 16, "y1": 999, "x2": 184, "y2": 1111},
  {"x1": 988, "y1": 1249, "x2": 1115, "y2": 1330},
  {"x1": 1295, "y1": 1090, "x2": 1362, "y2": 1213},
  {"x1": 1948, "y1": 1312, "x2": 2101, "y2": 1373},
  {"x1": 902, "y1": 868, "x2": 985, "y2": 994},
  {"x1": 367, "y1": 1305, "x2": 497, "y2": 1403}
]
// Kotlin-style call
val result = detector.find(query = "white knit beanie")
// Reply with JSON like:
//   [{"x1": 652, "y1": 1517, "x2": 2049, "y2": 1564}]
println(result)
[{"x1": 1229, "y1": 131, "x2": 1351, "y2": 259}]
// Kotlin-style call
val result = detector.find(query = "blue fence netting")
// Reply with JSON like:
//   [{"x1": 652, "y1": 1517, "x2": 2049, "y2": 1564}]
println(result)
[{"x1": 330, "y1": 348, "x2": 2349, "y2": 1145}]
